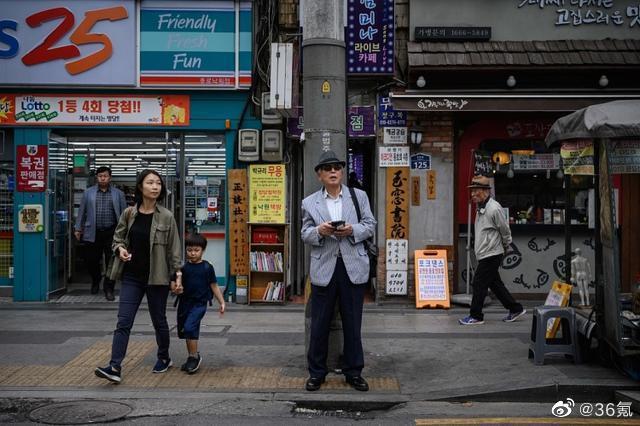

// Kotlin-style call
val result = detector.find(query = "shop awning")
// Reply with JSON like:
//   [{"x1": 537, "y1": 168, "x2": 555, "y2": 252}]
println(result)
[
  {"x1": 389, "y1": 93, "x2": 640, "y2": 113},
  {"x1": 545, "y1": 99, "x2": 640, "y2": 145}
]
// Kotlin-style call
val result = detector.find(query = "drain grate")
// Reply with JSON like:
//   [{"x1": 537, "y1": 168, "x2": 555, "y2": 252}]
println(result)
[{"x1": 28, "y1": 400, "x2": 132, "y2": 425}]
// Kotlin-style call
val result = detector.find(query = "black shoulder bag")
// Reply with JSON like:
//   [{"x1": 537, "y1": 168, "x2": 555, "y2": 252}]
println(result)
[{"x1": 348, "y1": 186, "x2": 377, "y2": 280}]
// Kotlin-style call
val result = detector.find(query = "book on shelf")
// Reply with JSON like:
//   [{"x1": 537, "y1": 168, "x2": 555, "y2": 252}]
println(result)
[
  {"x1": 262, "y1": 281, "x2": 283, "y2": 301},
  {"x1": 250, "y1": 251, "x2": 284, "y2": 272}
]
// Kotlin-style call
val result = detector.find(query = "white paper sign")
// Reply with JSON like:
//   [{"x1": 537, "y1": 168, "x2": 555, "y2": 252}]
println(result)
[
  {"x1": 383, "y1": 127, "x2": 407, "y2": 145},
  {"x1": 386, "y1": 270, "x2": 408, "y2": 295},
  {"x1": 379, "y1": 146, "x2": 410, "y2": 167},
  {"x1": 416, "y1": 257, "x2": 447, "y2": 301},
  {"x1": 386, "y1": 239, "x2": 408, "y2": 271}
]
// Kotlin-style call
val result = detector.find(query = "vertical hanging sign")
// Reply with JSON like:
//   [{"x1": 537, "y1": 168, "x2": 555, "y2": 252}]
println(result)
[
  {"x1": 347, "y1": 0, "x2": 394, "y2": 74},
  {"x1": 17, "y1": 145, "x2": 47, "y2": 192},
  {"x1": 385, "y1": 167, "x2": 409, "y2": 239},
  {"x1": 228, "y1": 169, "x2": 249, "y2": 275}
]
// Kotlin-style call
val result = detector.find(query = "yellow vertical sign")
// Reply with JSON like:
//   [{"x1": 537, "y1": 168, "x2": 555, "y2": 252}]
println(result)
[
  {"x1": 228, "y1": 169, "x2": 249, "y2": 275},
  {"x1": 385, "y1": 167, "x2": 409, "y2": 239},
  {"x1": 249, "y1": 164, "x2": 286, "y2": 223},
  {"x1": 427, "y1": 170, "x2": 437, "y2": 200},
  {"x1": 411, "y1": 176, "x2": 421, "y2": 206}
]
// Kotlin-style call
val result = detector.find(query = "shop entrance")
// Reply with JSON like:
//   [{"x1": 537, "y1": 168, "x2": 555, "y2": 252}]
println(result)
[{"x1": 47, "y1": 131, "x2": 228, "y2": 295}]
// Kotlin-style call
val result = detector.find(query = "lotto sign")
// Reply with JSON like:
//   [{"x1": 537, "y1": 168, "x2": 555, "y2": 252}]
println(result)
[
  {"x1": 17, "y1": 145, "x2": 47, "y2": 192},
  {"x1": 0, "y1": 94, "x2": 189, "y2": 126},
  {"x1": 0, "y1": 1, "x2": 136, "y2": 86},
  {"x1": 18, "y1": 204, "x2": 43, "y2": 233},
  {"x1": 414, "y1": 249, "x2": 450, "y2": 309}
]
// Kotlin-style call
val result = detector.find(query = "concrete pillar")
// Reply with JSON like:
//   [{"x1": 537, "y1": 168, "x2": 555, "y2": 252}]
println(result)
[{"x1": 302, "y1": 0, "x2": 346, "y2": 372}]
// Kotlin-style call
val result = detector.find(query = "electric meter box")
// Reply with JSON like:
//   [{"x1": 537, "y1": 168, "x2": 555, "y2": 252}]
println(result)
[
  {"x1": 261, "y1": 92, "x2": 282, "y2": 125},
  {"x1": 238, "y1": 129, "x2": 260, "y2": 162},
  {"x1": 261, "y1": 129, "x2": 283, "y2": 162}
]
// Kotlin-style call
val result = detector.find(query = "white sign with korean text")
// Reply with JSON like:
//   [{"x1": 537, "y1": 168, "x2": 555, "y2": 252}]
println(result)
[
  {"x1": 383, "y1": 127, "x2": 408, "y2": 145},
  {"x1": 386, "y1": 270, "x2": 408, "y2": 295},
  {"x1": 386, "y1": 239, "x2": 408, "y2": 271},
  {"x1": 512, "y1": 154, "x2": 560, "y2": 170},
  {"x1": 379, "y1": 146, "x2": 410, "y2": 167}
]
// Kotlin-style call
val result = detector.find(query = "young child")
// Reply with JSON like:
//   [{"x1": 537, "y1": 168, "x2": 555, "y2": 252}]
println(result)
[{"x1": 171, "y1": 233, "x2": 225, "y2": 374}]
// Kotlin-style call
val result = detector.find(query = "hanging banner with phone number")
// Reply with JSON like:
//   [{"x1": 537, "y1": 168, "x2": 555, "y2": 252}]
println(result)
[{"x1": 0, "y1": 94, "x2": 190, "y2": 126}]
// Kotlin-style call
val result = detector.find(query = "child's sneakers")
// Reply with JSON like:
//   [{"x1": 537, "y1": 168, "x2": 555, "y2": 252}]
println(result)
[{"x1": 184, "y1": 354, "x2": 202, "y2": 374}]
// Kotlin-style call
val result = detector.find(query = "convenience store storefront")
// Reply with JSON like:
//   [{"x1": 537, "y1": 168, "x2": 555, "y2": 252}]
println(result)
[{"x1": 0, "y1": 0, "x2": 258, "y2": 301}]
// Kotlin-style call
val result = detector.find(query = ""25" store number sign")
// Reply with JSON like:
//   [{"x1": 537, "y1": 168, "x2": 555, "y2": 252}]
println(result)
[{"x1": 0, "y1": 6, "x2": 128, "y2": 75}]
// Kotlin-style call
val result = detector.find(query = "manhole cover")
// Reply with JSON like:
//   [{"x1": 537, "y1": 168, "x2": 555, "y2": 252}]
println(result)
[{"x1": 28, "y1": 400, "x2": 132, "y2": 425}]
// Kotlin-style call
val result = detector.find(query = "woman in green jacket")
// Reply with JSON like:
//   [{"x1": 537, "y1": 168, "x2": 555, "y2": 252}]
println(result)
[{"x1": 95, "y1": 169, "x2": 182, "y2": 384}]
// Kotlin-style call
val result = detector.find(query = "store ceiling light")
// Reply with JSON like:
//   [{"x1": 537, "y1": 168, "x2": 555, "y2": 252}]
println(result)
[
  {"x1": 506, "y1": 75, "x2": 516, "y2": 88},
  {"x1": 416, "y1": 75, "x2": 426, "y2": 88},
  {"x1": 599, "y1": 74, "x2": 609, "y2": 88}
]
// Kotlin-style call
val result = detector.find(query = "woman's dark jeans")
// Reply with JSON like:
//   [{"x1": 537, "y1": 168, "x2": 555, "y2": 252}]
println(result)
[{"x1": 110, "y1": 274, "x2": 170, "y2": 369}]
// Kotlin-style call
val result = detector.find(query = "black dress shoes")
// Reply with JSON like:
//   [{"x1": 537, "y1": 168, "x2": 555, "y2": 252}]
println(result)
[
  {"x1": 305, "y1": 376, "x2": 325, "y2": 391},
  {"x1": 90, "y1": 284, "x2": 99, "y2": 294},
  {"x1": 105, "y1": 291, "x2": 115, "y2": 301},
  {"x1": 345, "y1": 375, "x2": 369, "y2": 392}
]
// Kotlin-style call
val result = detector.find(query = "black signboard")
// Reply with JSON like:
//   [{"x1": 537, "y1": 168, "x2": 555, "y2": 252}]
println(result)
[{"x1": 415, "y1": 27, "x2": 491, "y2": 41}]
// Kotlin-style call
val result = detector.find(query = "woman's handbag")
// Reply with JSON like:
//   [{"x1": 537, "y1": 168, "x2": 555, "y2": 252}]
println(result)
[{"x1": 348, "y1": 186, "x2": 378, "y2": 280}]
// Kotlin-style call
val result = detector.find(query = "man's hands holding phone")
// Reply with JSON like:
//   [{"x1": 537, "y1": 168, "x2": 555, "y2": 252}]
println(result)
[{"x1": 318, "y1": 220, "x2": 352, "y2": 237}]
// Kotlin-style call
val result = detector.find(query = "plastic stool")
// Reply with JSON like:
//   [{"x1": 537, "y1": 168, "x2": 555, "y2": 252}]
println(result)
[{"x1": 529, "y1": 306, "x2": 581, "y2": 365}]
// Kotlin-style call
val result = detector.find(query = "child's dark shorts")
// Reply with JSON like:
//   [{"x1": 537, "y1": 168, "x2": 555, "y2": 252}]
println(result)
[{"x1": 177, "y1": 299, "x2": 207, "y2": 340}]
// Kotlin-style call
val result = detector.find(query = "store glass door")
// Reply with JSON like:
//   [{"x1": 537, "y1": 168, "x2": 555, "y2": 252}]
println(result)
[{"x1": 47, "y1": 132, "x2": 71, "y2": 294}]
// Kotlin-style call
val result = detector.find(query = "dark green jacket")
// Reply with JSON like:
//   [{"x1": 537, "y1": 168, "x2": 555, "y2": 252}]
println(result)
[{"x1": 111, "y1": 205, "x2": 182, "y2": 285}]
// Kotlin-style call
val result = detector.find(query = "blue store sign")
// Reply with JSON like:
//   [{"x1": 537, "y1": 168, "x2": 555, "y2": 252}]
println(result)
[
  {"x1": 411, "y1": 154, "x2": 431, "y2": 170},
  {"x1": 140, "y1": 0, "x2": 252, "y2": 88}
]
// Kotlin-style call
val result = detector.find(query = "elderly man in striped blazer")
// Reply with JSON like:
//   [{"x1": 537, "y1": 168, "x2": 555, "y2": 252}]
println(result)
[{"x1": 301, "y1": 150, "x2": 377, "y2": 392}]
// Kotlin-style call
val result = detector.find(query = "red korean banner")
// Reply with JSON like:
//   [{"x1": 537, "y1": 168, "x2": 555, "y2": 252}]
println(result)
[
  {"x1": 0, "y1": 94, "x2": 189, "y2": 126},
  {"x1": 17, "y1": 145, "x2": 47, "y2": 192}
]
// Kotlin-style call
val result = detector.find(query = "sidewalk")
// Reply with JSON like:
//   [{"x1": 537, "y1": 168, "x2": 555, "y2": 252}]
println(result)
[{"x1": 0, "y1": 298, "x2": 638, "y2": 421}]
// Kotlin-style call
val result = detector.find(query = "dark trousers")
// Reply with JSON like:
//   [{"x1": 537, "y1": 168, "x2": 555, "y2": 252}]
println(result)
[
  {"x1": 308, "y1": 257, "x2": 365, "y2": 379},
  {"x1": 110, "y1": 275, "x2": 170, "y2": 370},
  {"x1": 470, "y1": 254, "x2": 523, "y2": 321},
  {"x1": 86, "y1": 227, "x2": 116, "y2": 292}
]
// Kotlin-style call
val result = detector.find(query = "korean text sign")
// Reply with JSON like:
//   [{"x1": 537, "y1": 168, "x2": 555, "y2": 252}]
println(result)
[
  {"x1": 0, "y1": 94, "x2": 189, "y2": 126},
  {"x1": 249, "y1": 164, "x2": 286, "y2": 224},
  {"x1": 0, "y1": 0, "x2": 136, "y2": 86},
  {"x1": 346, "y1": 0, "x2": 394, "y2": 74},
  {"x1": 17, "y1": 145, "x2": 47, "y2": 192},
  {"x1": 228, "y1": 169, "x2": 249, "y2": 275},
  {"x1": 415, "y1": 250, "x2": 450, "y2": 309},
  {"x1": 139, "y1": 0, "x2": 252, "y2": 88}
]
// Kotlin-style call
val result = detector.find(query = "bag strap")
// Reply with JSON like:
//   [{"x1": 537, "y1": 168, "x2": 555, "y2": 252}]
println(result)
[{"x1": 348, "y1": 186, "x2": 362, "y2": 223}]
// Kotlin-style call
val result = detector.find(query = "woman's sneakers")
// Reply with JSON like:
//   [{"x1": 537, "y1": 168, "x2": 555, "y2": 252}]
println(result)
[
  {"x1": 95, "y1": 365, "x2": 121, "y2": 383},
  {"x1": 152, "y1": 358, "x2": 173, "y2": 373}
]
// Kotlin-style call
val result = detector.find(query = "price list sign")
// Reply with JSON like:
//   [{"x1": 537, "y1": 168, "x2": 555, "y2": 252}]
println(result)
[{"x1": 414, "y1": 250, "x2": 450, "y2": 308}]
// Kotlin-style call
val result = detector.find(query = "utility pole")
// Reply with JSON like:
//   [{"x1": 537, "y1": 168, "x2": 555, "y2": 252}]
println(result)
[{"x1": 302, "y1": 0, "x2": 346, "y2": 371}]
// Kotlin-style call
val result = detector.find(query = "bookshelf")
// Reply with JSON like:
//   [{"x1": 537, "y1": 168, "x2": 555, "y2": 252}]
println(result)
[{"x1": 248, "y1": 224, "x2": 288, "y2": 304}]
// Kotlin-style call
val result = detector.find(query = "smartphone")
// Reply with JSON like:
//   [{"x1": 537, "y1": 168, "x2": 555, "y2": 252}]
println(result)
[{"x1": 330, "y1": 220, "x2": 345, "y2": 228}]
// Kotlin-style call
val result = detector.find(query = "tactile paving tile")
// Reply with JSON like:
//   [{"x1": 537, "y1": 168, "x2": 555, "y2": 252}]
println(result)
[
  {"x1": 0, "y1": 365, "x2": 25, "y2": 383},
  {"x1": 0, "y1": 365, "x2": 59, "y2": 386},
  {"x1": 0, "y1": 342, "x2": 401, "y2": 392}
]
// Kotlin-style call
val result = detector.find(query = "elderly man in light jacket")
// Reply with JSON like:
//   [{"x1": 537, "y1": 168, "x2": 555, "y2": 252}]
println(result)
[
  {"x1": 459, "y1": 175, "x2": 526, "y2": 325},
  {"x1": 301, "y1": 150, "x2": 376, "y2": 392}
]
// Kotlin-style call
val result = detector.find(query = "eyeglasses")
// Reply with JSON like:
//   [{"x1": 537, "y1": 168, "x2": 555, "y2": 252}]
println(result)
[{"x1": 320, "y1": 164, "x2": 343, "y2": 172}]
